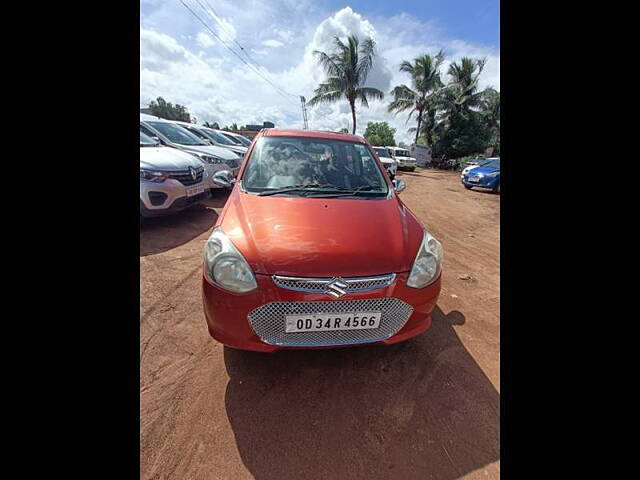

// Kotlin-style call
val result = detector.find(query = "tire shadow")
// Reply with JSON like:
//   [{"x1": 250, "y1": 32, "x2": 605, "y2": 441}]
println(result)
[
  {"x1": 139, "y1": 190, "x2": 229, "y2": 256},
  {"x1": 223, "y1": 306, "x2": 499, "y2": 480}
]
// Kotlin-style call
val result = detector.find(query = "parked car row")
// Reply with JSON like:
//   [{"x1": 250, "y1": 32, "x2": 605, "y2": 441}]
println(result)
[
  {"x1": 461, "y1": 157, "x2": 500, "y2": 193},
  {"x1": 373, "y1": 146, "x2": 417, "y2": 172},
  {"x1": 372, "y1": 146, "x2": 398, "y2": 179},
  {"x1": 140, "y1": 113, "x2": 251, "y2": 218}
]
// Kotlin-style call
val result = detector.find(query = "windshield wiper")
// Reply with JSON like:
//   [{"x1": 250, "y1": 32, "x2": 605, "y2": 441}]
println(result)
[
  {"x1": 256, "y1": 183, "x2": 352, "y2": 196},
  {"x1": 305, "y1": 185, "x2": 383, "y2": 198}
]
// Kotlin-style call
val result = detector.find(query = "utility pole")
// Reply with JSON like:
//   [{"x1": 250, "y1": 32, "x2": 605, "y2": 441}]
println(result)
[{"x1": 300, "y1": 96, "x2": 308, "y2": 130}]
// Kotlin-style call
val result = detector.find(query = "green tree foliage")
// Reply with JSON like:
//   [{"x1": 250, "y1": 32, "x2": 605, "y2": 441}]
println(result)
[
  {"x1": 308, "y1": 34, "x2": 384, "y2": 134},
  {"x1": 389, "y1": 54, "x2": 499, "y2": 162},
  {"x1": 388, "y1": 52, "x2": 444, "y2": 145},
  {"x1": 203, "y1": 121, "x2": 220, "y2": 129},
  {"x1": 364, "y1": 122, "x2": 396, "y2": 146},
  {"x1": 480, "y1": 88, "x2": 500, "y2": 155},
  {"x1": 148, "y1": 97, "x2": 192, "y2": 122}
]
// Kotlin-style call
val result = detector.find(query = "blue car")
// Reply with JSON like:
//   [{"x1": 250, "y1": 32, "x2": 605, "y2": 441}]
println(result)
[{"x1": 461, "y1": 157, "x2": 500, "y2": 193}]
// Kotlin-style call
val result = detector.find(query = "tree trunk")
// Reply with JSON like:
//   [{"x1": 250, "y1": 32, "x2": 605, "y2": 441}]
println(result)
[
  {"x1": 350, "y1": 101, "x2": 356, "y2": 135},
  {"x1": 415, "y1": 110, "x2": 423, "y2": 145}
]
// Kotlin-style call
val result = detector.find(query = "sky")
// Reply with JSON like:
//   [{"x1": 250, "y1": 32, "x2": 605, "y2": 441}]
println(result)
[{"x1": 140, "y1": 0, "x2": 499, "y2": 144}]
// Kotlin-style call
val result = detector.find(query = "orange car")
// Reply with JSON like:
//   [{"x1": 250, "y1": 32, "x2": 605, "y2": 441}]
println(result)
[{"x1": 202, "y1": 129, "x2": 442, "y2": 352}]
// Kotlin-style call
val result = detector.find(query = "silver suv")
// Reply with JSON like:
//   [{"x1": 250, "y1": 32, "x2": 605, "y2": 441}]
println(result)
[
  {"x1": 140, "y1": 132, "x2": 212, "y2": 217},
  {"x1": 140, "y1": 114, "x2": 240, "y2": 184}
]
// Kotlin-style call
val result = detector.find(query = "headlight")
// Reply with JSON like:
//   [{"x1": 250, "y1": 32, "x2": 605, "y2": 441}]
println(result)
[
  {"x1": 203, "y1": 227, "x2": 257, "y2": 293},
  {"x1": 486, "y1": 171, "x2": 500, "y2": 178},
  {"x1": 407, "y1": 230, "x2": 443, "y2": 288},
  {"x1": 140, "y1": 169, "x2": 168, "y2": 183},
  {"x1": 193, "y1": 153, "x2": 225, "y2": 165}
]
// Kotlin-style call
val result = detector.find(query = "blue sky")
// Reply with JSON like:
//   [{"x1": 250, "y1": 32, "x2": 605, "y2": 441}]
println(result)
[
  {"x1": 140, "y1": 0, "x2": 499, "y2": 143},
  {"x1": 323, "y1": 0, "x2": 500, "y2": 46}
]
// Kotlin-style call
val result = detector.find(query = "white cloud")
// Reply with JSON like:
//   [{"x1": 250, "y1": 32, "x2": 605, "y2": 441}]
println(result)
[
  {"x1": 262, "y1": 39, "x2": 285, "y2": 48},
  {"x1": 140, "y1": 2, "x2": 499, "y2": 144},
  {"x1": 196, "y1": 32, "x2": 214, "y2": 48}
]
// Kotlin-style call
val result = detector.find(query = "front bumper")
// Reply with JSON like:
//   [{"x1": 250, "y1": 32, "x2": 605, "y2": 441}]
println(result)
[
  {"x1": 461, "y1": 175, "x2": 499, "y2": 188},
  {"x1": 202, "y1": 272, "x2": 441, "y2": 352},
  {"x1": 397, "y1": 160, "x2": 416, "y2": 169},
  {"x1": 140, "y1": 178, "x2": 211, "y2": 217}
]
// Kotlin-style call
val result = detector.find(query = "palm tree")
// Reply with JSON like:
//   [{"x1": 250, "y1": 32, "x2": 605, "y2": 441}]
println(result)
[
  {"x1": 480, "y1": 87, "x2": 500, "y2": 154},
  {"x1": 308, "y1": 34, "x2": 384, "y2": 134},
  {"x1": 446, "y1": 57, "x2": 486, "y2": 115},
  {"x1": 388, "y1": 51, "x2": 445, "y2": 145}
]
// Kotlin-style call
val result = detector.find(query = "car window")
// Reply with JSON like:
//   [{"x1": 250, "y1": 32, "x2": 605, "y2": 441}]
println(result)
[
  {"x1": 183, "y1": 126, "x2": 210, "y2": 141},
  {"x1": 140, "y1": 131, "x2": 158, "y2": 146},
  {"x1": 242, "y1": 136, "x2": 389, "y2": 195},
  {"x1": 201, "y1": 128, "x2": 237, "y2": 146},
  {"x1": 221, "y1": 132, "x2": 243, "y2": 145},
  {"x1": 483, "y1": 159, "x2": 500, "y2": 169},
  {"x1": 145, "y1": 121, "x2": 207, "y2": 146},
  {"x1": 140, "y1": 124, "x2": 158, "y2": 139}
]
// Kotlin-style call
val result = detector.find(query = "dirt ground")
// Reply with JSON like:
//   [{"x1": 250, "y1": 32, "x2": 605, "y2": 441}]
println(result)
[{"x1": 140, "y1": 169, "x2": 500, "y2": 480}]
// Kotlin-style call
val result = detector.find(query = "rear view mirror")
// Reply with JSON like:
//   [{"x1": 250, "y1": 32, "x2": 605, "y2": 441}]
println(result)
[
  {"x1": 212, "y1": 170, "x2": 235, "y2": 188},
  {"x1": 392, "y1": 179, "x2": 406, "y2": 193}
]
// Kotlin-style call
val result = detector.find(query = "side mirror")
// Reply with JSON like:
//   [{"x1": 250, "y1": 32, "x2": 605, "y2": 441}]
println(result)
[
  {"x1": 151, "y1": 136, "x2": 161, "y2": 144},
  {"x1": 212, "y1": 170, "x2": 235, "y2": 188},
  {"x1": 392, "y1": 179, "x2": 406, "y2": 193}
]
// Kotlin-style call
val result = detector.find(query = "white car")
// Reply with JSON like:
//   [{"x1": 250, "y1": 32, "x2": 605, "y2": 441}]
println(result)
[
  {"x1": 140, "y1": 114, "x2": 240, "y2": 186},
  {"x1": 219, "y1": 130, "x2": 252, "y2": 148},
  {"x1": 140, "y1": 131, "x2": 210, "y2": 217},
  {"x1": 387, "y1": 146, "x2": 417, "y2": 171},
  {"x1": 172, "y1": 121, "x2": 248, "y2": 157},
  {"x1": 372, "y1": 146, "x2": 398, "y2": 179}
]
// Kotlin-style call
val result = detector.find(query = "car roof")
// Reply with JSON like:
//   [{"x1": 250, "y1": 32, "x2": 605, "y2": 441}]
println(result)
[
  {"x1": 140, "y1": 113, "x2": 169, "y2": 122},
  {"x1": 261, "y1": 129, "x2": 366, "y2": 143}
]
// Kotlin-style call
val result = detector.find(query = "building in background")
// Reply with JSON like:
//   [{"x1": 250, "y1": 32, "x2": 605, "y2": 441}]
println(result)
[{"x1": 410, "y1": 144, "x2": 432, "y2": 167}]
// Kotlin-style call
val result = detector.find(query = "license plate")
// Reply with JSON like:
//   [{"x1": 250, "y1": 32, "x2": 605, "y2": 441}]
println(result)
[
  {"x1": 186, "y1": 185, "x2": 205, "y2": 197},
  {"x1": 285, "y1": 311, "x2": 382, "y2": 333}
]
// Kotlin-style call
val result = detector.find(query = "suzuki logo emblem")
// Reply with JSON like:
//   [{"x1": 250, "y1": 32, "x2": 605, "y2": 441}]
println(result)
[
  {"x1": 189, "y1": 166, "x2": 197, "y2": 181},
  {"x1": 324, "y1": 278, "x2": 348, "y2": 298}
]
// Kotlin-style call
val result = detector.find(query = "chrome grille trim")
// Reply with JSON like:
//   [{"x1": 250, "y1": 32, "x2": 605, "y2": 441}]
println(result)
[
  {"x1": 272, "y1": 273, "x2": 396, "y2": 293},
  {"x1": 247, "y1": 298, "x2": 413, "y2": 347}
]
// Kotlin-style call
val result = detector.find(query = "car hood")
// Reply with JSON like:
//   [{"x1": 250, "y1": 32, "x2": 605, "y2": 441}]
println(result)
[
  {"x1": 180, "y1": 144, "x2": 239, "y2": 160},
  {"x1": 469, "y1": 166, "x2": 500, "y2": 175},
  {"x1": 217, "y1": 190, "x2": 425, "y2": 277},
  {"x1": 140, "y1": 147, "x2": 201, "y2": 170},
  {"x1": 221, "y1": 144, "x2": 247, "y2": 155}
]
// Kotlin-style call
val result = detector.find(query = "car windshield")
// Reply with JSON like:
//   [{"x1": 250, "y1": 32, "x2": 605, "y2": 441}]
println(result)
[
  {"x1": 220, "y1": 132, "x2": 242, "y2": 145},
  {"x1": 140, "y1": 131, "x2": 158, "y2": 147},
  {"x1": 395, "y1": 150, "x2": 410, "y2": 157},
  {"x1": 146, "y1": 121, "x2": 208, "y2": 146},
  {"x1": 232, "y1": 135, "x2": 252, "y2": 147},
  {"x1": 201, "y1": 128, "x2": 237, "y2": 146},
  {"x1": 242, "y1": 136, "x2": 389, "y2": 197},
  {"x1": 481, "y1": 159, "x2": 500, "y2": 169},
  {"x1": 373, "y1": 148, "x2": 390, "y2": 157}
]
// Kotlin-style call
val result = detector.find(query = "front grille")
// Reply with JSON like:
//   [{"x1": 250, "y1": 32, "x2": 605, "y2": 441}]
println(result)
[
  {"x1": 272, "y1": 273, "x2": 396, "y2": 294},
  {"x1": 168, "y1": 167, "x2": 204, "y2": 186},
  {"x1": 247, "y1": 298, "x2": 413, "y2": 347}
]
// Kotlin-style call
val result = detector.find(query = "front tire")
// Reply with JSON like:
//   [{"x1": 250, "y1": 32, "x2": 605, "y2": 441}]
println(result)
[
  {"x1": 493, "y1": 182, "x2": 500, "y2": 194},
  {"x1": 464, "y1": 184, "x2": 472, "y2": 189}
]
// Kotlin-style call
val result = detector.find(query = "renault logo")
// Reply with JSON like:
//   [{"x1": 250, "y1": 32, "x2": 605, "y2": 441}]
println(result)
[
  {"x1": 189, "y1": 166, "x2": 197, "y2": 181},
  {"x1": 324, "y1": 278, "x2": 348, "y2": 298}
]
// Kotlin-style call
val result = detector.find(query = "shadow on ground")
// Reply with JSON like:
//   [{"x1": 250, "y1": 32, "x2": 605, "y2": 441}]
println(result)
[
  {"x1": 139, "y1": 190, "x2": 229, "y2": 256},
  {"x1": 223, "y1": 306, "x2": 499, "y2": 480}
]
